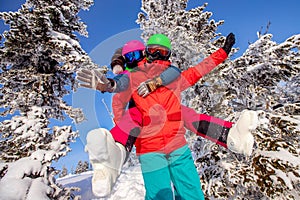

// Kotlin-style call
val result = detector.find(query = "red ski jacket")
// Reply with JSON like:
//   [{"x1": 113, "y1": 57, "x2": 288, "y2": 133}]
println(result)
[{"x1": 112, "y1": 48, "x2": 228, "y2": 154}]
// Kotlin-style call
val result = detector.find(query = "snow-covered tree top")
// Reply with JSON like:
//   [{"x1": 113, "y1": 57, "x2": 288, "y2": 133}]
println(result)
[
  {"x1": 137, "y1": 0, "x2": 226, "y2": 69},
  {"x1": 0, "y1": 0, "x2": 106, "y2": 122}
]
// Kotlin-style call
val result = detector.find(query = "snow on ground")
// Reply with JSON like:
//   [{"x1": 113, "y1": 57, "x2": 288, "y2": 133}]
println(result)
[{"x1": 57, "y1": 165, "x2": 145, "y2": 200}]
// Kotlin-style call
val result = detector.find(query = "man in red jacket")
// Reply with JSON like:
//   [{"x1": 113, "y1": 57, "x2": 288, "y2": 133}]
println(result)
[
  {"x1": 77, "y1": 33, "x2": 258, "y2": 199},
  {"x1": 111, "y1": 33, "x2": 237, "y2": 199}
]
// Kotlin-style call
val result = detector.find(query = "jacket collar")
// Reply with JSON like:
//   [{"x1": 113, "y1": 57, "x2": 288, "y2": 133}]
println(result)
[
  {"x1": 137, "y1": 59, "x2": 171, "y2": 71},
  {"x1": 150, "y1": 59, "x2": 171, "y2": 66}
]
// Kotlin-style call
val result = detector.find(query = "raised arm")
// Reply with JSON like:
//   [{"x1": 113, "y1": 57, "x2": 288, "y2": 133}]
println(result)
[{"x1": 179, "y1": 33, "x2": 235, "y2": 91}]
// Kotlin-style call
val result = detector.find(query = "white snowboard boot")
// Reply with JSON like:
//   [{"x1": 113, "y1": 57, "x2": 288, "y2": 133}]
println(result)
[
  {"x1": 227, "y1": 110, "x2": 258, "y2": 156},
  {"x1": 85, "y1": 128, "x2": 126, "y2": 197}
]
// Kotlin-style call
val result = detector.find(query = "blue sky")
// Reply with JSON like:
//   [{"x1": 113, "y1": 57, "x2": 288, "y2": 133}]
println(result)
[{"x1": 1, "y1": 0, "x2": 299, "y2": 171}]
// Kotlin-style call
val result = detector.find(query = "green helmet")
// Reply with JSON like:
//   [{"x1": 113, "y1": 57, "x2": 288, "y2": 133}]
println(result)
[{"x1": 147, "y1": 34, "x2": 171, "y2": 50}]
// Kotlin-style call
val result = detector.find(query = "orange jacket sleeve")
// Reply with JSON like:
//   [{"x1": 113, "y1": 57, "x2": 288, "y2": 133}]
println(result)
[{"x1": 180, "y1": 48, "x2": 228, "y2": 90}]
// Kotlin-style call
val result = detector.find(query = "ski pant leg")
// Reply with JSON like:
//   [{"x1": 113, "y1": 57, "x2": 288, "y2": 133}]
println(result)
[
  {"x1": 110, "y1": 106, "x2": 142, "y2": 152},
  {"x1": 169, "y1": 145, "x2": 205, "y2": 200},
  {"x1": 181, "y1": 105, "x2": 234, "y2": 148},
  {"x1": 139, "y1": 153, "x2": 174, "y2": 200}
]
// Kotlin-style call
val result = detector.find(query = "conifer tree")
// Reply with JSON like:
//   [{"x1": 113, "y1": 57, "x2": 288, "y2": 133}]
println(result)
[
  {"x1": 193, "y1": 33, "x2": 300, "y2": 199},
  {"x1": 75, "y1": 160, "x2": 89, "y2": 174},
  {"x1": 59, "y1": 166, "x2": 69, "y2": 178},
  {"x1": 82, "y1": 161, "x2": 89, "y2": 172},
  {"x1": 75, "y1": 161, "x2": 83, "y2": 175},
  {"x1": 137, "y1": 0, "x2": 300, "y2": 199},
  {"x1": 0, "y1": 0, "x2": 103, "y2": 199}
]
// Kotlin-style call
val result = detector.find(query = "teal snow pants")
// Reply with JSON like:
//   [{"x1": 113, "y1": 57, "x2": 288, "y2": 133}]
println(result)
[{"x1": 139, "y1": 145, "x2": 205, "y2": 200}]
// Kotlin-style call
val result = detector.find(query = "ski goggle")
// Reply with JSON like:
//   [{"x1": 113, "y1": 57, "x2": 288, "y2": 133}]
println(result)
[
  {"x1": 146, "y1": 45, "x2": 171, "y2": 57},
  {"x1": 124, "y1": 50, "x2": 144, "y2": 64}
]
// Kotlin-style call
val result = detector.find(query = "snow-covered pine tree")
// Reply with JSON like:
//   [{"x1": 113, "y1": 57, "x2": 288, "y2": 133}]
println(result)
[
  {"x1": 137, "y1": 0, "x2": 300, "y2": 199},
  {"x1": 0, "y1": 0, "x2": 103, "y2": 199},
  {"x1": 0, "y1": 107, "x2": 81, "y2": 199},
  {"x1": 192, "y1": 33, "x2": 300, "y2": 199},
  {"x1": 75, "y1": 161, "x2": 83, "y2": 175},
  {"x1": 59, "y1": 166, "x2": 68, "y2": 178},
  {"x1": 82, "y1": 161, "x2": 89, "y2": 172},
  {"x1": 137, "y1": 0, "x2": 225, "y2": 69},
  {"x1": 74, "y1": 160, "x2": 88, "y2": 174}
]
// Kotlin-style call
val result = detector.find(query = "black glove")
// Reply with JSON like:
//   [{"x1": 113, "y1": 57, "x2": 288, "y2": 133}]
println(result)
[
  {"x1": 222, "y1": 33, "x2": 235, "y2": 55},
  {"x1": 110, "y1": 47, "x2": 126, "y2": 72},
  {"x1": 111, "y1": 57, "x2": 126, "y2": 74}
]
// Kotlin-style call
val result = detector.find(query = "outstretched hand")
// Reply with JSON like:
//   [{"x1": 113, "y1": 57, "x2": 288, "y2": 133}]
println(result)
[
  {"x1": 76, "y1": 69, "x2": 114, "y2": 92},
  {"x1": 222, "y1": 33, "x2": 235, "y2": 55}
]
